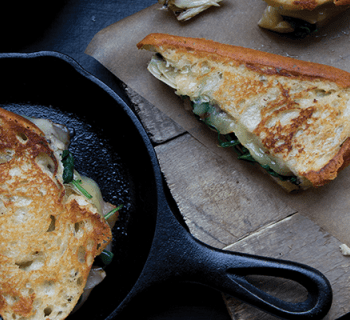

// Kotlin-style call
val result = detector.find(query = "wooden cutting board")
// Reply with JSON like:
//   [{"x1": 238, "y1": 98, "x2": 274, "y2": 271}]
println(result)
[{"x1": 85, "y1": 2, "x2": 350, "y2": 318}]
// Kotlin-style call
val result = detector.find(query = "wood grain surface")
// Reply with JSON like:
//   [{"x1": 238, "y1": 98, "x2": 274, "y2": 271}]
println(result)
[{"x1": 224, "y1": 214, "x2": 350, "y2": 320}]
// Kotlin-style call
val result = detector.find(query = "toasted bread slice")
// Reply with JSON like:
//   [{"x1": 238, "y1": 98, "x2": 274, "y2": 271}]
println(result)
[
  {"x1": 0, "y1": 108, "x2": 112, "y2": 320},
  {"x1": 258, "y1": 0, "x2": 350, "y2": 35},
  {"x1": 137, "y1": 33, "x2": 350, "y2": 190}
]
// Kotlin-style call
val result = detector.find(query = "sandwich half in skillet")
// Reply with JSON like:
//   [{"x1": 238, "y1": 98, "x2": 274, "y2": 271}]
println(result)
[
  {"x1": 0, "y1": 107, "x2": 117, "y2": 320},
  {"x1": 137, "y1": 33, "x2": 350, "y2": 191},
  {"x1": 258, "y1": 0, "x2": 350, "y2": 37}
]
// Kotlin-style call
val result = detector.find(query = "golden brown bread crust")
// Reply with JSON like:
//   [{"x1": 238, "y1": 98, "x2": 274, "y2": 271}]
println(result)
[
  {"x1": 263, "y1": 0, "x2": 350, "y2": 10},
  {"x1": 138, "y1": 33, "x2": 350, "y2": 188},
  {"x1": 0, "y1": 107, "x2": 112, "y2": 319},
  {"x1": 334, "y1": 0, "x2": 350, "y2": 4},
  {"x1": 304, "y1": 138, "x2": 350, "y2": 186},
  {"x1": 0, "y1": 107, "x2": 45, "y2": 135},
  {"x1": 137, "y1": 33, "x2": 350, "y2": 89},
  {"x1": 0, "y1": 108, "x2": 59, "y2": 176},
  {"x1": 295, "y1": 0, "x2": 326, "y2": 10}
]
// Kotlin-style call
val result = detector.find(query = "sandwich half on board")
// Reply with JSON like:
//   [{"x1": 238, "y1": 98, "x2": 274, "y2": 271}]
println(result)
[
  {"x1": 0, "y1": 107, "x2": 118, "y2": 320},
  {"x1": 137, "y1": 33, "x2": 350, "y2": 191},
  {"x1": 258, "y1": 0, "x2": 350, "y2": 37}
]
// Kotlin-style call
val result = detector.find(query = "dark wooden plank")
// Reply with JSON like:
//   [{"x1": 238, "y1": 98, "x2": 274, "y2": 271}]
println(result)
[
  {"x1": 155, "y1": 133, "x2": 296, "y2": 249},
  {"x1": 223, "y1": 214, "x2": 350, "y2": 319},
  {"x1": 123, "y1": 83, "x2": 185, "y2": 144}
]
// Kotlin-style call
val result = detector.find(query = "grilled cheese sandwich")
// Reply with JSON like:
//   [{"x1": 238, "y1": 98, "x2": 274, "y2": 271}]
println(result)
[
  {"x1": 0, "y1": 108, "x2": 115, "y2": 320},
  {"x1": 138, "y1": 33, "x2": 350, "y2": 191}
]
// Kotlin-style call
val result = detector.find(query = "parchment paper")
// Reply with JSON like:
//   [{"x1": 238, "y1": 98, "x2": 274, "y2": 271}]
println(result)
[{"x1": 85, "y1": 0, "x2": 350, "y2": 245}]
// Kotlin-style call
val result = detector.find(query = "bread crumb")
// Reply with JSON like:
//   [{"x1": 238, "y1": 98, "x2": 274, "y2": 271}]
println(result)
[{"x1": 339, "y1": 244, "x2": 350, "y2": 256}]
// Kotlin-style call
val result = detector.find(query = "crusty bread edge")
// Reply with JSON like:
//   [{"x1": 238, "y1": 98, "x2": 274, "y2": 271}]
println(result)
[
  {"x1": 303, "y1": 138, "x2": 350, "y2": 186},
  {"x1": 0, "y1": 107, "x2": 45, "y2": 137},
  {"x1": 137, "y1": 33, "x2": 350, "y2": 88},
  {"x1": 137, "y1": 33, "x2": 350, "y2": 187},
  {"x1": 335, "y1": 0, "x2": 350, "y2": 5},
  {"x1": 262, "y1": 0, "x2": 350, "y2": 10}
]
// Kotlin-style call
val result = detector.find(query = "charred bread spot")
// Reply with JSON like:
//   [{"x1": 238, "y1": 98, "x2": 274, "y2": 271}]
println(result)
[
  {"x1": 12, "y1": 295, "x2": 34, "y2": 317},
  {"x1": 292, "y1": 0, "x2": 318, "y2": 10},
  {"x1": 257, "y1": 104, "x2": 314, "y2": 156}
]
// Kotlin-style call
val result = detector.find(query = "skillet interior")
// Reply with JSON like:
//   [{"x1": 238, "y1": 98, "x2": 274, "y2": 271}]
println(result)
[{"x1": 0, "y1": 52, "x2": 158, "y2": 320}]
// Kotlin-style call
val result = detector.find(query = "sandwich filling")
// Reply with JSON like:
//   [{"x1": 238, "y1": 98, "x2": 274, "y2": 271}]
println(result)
[
  {"x1": 258, "y1": 3, "x2": 349, "y2": 35},
  {"x1": 26, "y1": 116, "x2": 118, "y2": 236},
  {"x1": 26, "y1": 116, "x2": 118, "y2": 310}
]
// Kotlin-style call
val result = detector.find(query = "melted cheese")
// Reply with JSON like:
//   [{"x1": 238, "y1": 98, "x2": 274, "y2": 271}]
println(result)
[
  {"x1": 234, "y1": 122, "x2": 292, "y2": 176},
  {"x1": 258, "y1": 6, "x2": 295, "y2": 32},
  {"x1": 28, "y1": 117, "x2": 70, "y2": 152},
  {"x1": 73, "y1": 171, "x2": 104, "y2": 216},
  {"x1": 25, "y1": 116, "x2": 115, "y2": 311},
  {"x1": 258, "y1": 3, "x2": 349, "y2": 31},
  {"x1": 148, "y1": 55, "x2": 294, "y2": 176},
  {"x1": 27, "y1": 117, "x2": 114, "y2": 219}
]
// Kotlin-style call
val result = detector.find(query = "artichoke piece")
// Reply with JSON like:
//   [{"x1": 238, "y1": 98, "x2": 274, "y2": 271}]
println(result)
[{"x1": 159, "y1": 0, "x2": 222, "y2": 21}]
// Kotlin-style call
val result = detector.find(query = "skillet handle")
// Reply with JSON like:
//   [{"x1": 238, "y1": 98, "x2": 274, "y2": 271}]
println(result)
[
  {"x1": 123, "y1": 199, "x2": 333, "y2": 319},
  {"x1": 193, "y1": 239, "x2": 332, "y2": 319}
]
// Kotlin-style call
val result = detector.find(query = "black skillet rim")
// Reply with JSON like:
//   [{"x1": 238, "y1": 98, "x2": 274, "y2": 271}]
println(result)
[{"x1": 0, "y1": 50, "x2": 165, "y2": 320}]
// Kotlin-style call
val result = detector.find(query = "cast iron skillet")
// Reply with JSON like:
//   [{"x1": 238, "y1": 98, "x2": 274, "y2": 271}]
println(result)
[{"x1": 0, "y1": 52, "x2": 332, "y2": 319}]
